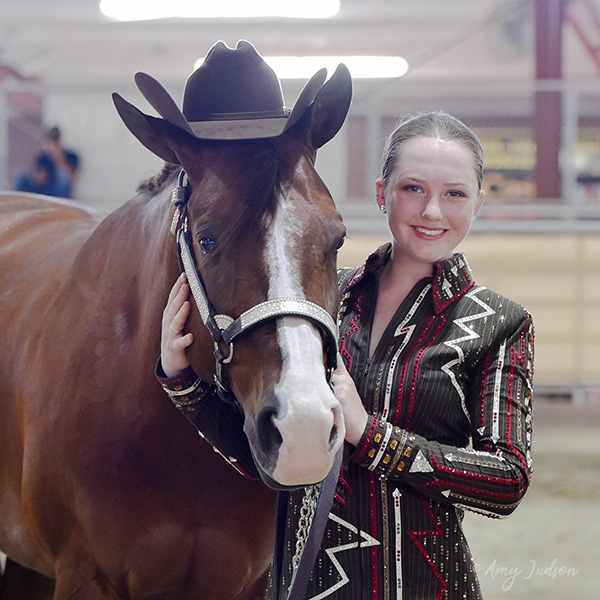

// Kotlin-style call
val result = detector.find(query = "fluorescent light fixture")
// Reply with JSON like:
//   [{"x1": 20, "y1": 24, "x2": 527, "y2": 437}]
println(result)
[
  {"x1": 99, "y1": 0, "x2": 340, "y2": 20},
  {"x1": 194, "y1": 55, "x2": 409, "y2": 79}
]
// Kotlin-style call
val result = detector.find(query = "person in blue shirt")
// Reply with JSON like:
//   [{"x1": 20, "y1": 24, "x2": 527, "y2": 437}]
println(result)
[{"x1": 14, "y1": 152, "x2": 71, "y2": 199}]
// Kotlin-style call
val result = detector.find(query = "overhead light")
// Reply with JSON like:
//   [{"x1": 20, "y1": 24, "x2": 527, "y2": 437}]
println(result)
[
  {"x1": 99, "y1": 0, "x2": 340, "y2": 20},
  {"x1": 194, "y1": 55, "x2": 409, "y2": 79}
]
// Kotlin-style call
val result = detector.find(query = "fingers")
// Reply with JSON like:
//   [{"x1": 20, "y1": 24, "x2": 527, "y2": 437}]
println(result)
[
  {"x1": 170, "y1": 297, "x2": 192, "y2": 336},
  {"x1": 332, "y1": 353, "x2": 349, "y2": 380},
  {"x1": 160, "y1": 274, "x2": 194, "y2": 377},
  {"x1": 170, "y1": 331, "x2": 194, "y2": 352},
  {"x1": 330, "y1": 357, "x2": 353, "y2": 399},
  {"x1": 330, "y1": 357, "x2": 369, "y2": 445},
  {"x1": 163, "y1": 273, "x2": 190, "y2": 325},
  {"x1": 167, "y1": 272, "x2": 186, "y2": 304},
  {"x1": 161, "y1": 330, "x2": 194, "y2": 377}
]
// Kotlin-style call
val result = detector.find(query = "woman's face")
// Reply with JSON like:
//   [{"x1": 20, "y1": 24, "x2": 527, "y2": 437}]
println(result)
[{"x1": 376, "y1": 136, "x2": 485, "y2": 268}]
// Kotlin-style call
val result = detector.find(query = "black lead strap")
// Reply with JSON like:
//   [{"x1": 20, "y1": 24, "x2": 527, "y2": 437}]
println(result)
[{"x1": 273, "y1": 446, "x2": 343, "y2": 600}]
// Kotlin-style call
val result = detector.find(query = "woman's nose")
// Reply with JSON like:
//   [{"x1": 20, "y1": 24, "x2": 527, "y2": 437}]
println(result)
[{"x1": 422, "y1": 196, "x2": 442, "y2": 219}]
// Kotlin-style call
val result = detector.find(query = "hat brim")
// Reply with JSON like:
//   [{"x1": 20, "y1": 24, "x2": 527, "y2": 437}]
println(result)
[
  {"x1": 134, "y1": 67, "x2": 328, "y2": 141},
  {"x1": 188, "y1": 116, "x2": 290, "y2": 140}
]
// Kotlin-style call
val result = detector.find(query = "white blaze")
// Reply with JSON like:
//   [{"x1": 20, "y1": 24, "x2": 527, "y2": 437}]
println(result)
[{"x1": 265, "y1": 196, "x2": 344, "y2": 485}]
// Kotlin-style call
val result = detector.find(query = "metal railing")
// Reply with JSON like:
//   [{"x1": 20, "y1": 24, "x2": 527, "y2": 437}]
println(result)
[
  {"x1": 337, "y1": 78, "x2": 600, "y2": 235},
  {"x1": 340, "y1": 201, "x2": 600, "y2": 235}
]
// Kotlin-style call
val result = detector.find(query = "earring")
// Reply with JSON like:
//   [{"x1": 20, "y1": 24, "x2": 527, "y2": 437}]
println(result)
[{"x1": 379, "y1": 204, "x2": 387, "y2": 214}]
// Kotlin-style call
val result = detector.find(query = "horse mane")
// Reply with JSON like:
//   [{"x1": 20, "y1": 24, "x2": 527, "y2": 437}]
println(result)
[
  {"x1": 136, "y1": 140, "x2": 281, "y2": 250},
  {"x1": 137, "y1": 163, "x2": 179, "y2": 194}
]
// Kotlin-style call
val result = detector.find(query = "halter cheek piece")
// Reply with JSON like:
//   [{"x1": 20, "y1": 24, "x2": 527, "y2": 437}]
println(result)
[{"x1": 170, "y1": 170, "x2": 339, "y2": 403}]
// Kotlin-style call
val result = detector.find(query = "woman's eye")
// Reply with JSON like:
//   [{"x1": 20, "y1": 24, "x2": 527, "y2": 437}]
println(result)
[
  {"x1": 447, "y1": 190, "x2": 466, "y2": 198},
  {"x1": 403, "y1": 184, "x2": 421, "y2": 193},
  {"x1": 199, "y1": 237, "x2": 215, "y2": 254}
]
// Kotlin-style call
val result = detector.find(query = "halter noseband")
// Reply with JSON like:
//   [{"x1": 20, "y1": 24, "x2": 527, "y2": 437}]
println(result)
[{"x1": 170, "y1": 170, "x2": 338, "y2": 403}]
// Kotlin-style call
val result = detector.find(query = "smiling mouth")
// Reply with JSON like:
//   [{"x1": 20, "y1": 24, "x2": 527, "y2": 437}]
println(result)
[{"x1": 414, "y1": 226, "x2": 445, "y2": 236}]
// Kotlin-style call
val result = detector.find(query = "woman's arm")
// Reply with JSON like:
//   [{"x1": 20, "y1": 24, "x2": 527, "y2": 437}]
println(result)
[
  {"x1": 156, "y1": 274, "x2": 260, "y2": 479},
  {"x1": 338, "y1": 310, "x2": 534, "y2": 518}
]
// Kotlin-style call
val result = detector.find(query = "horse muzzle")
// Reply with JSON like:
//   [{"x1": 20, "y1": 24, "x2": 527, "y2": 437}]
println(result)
[{"x1": 245, "y1": 371, "x2": 345, "y2": 489}]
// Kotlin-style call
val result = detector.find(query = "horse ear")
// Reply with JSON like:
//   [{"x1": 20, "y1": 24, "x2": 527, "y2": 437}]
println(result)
[
  {"x1": 309, "y1": 64, "x2": 353, "y2": 150},
  {"x1": 112, "y1": 93, "x2": 180, "y2": 165}
]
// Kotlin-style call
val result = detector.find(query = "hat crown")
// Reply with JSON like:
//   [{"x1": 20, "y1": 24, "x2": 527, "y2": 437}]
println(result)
[
  {"x1": 123, "y1": 39, "x2": 349, "y2": 142},
  {"x1": 182, "y1": 40, "x2": 286, "y2": 122}
]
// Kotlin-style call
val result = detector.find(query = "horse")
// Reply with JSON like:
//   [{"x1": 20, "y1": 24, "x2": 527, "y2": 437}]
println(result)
[{"x1": 0, "y1": 64, "x2": 352, "y2": 599}]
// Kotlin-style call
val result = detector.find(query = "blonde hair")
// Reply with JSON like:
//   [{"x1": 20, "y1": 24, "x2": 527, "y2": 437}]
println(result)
[{"x1": 381, "y1": 111, "x2": 484, "y2": 190}]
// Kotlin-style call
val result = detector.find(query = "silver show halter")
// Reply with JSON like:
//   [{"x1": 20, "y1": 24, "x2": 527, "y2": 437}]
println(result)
[{"x1": 170, "y1": 170, "x2": 339, "y2": 402}]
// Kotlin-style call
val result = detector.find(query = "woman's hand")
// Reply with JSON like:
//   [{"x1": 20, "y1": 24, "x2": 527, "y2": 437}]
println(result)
[
  {"x1": 161, "y1": 273, "x2": 194, "y2": 377},
  {"x1": 331, "y1": 355, "x2": 369, "y2": 446}
]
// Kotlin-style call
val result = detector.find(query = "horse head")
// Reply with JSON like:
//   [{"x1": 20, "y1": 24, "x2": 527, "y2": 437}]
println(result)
[{"x1": 112, "y1": 41, "x2": 352, "y2": 489}]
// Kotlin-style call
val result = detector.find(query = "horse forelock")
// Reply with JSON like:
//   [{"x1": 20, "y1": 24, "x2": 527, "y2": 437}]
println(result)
[
  {"x1": 219, "y1": 139, "x2": 281, "y2": 251},
  {"x1": 135, "y1": 142, "x2": 281, "y2": 254}
]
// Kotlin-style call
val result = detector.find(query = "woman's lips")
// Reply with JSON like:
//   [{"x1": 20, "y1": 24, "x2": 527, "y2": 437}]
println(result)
[{"x1": 413, "y1": 225, "x2": 445, "y2": 236}]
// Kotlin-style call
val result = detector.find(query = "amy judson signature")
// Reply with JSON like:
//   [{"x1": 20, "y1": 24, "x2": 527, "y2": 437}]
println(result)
[{"x1": 478, "y1": 558, "x2": 579, "y2": 591}]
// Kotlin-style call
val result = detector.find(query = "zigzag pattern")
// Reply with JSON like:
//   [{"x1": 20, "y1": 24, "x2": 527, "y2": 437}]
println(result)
[
  {"x1": 441, "y1": 286, "x2": 495, "y2": 419},
  {"x1": 309, "y1": 513, "x2": 379, "y2": 600},
  {"x1": 338, "y1": 313, "x2": 359, "y2": 369},
  {"x1": 385, "y1": 283, "x2": 431, "y2": 421},
  {"x1": 406, "y1": 497, "x2": 446, "y2": 600}
]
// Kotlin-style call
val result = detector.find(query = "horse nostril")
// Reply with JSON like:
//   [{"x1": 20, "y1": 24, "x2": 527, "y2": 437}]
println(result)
[
  {"x1": 329, "y1": 423, "x2": 338, "y2": 446},
  {"x1": 257, "y1": 407, "x2": 283, "y2": 454}
]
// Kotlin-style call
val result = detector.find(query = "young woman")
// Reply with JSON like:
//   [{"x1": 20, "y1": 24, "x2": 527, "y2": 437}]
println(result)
[{"x1": 158, "y1": 111, "x2": 534, "y2": 599}]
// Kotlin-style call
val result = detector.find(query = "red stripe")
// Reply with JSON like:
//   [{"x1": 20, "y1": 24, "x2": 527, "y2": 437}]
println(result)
[
  {"x1": 353, "y1": 416, "x2": 377, "y2": 463},
  {"x1": 479, "y1": 353, "x2": 490, "y2": 432},
  {"x1": 406, "y1": 497, "x2": 446, "y2": 600},
  {"x1": 394, "y1": 320, "x2": 434, "y2": 425},
  {"x1": 505, "y1": 348, "x2": 515, "y2": 446},
  {"x1": 430, "y1": 453, "x2": 524, "y2": 488},
  {"x1": 422, "y1": 478, "x2": 526, "y2": 500},
  {"x1": 368, "y1": 472, "x2": 379, "y2": 599},
  {"x1": 405, "y1": 317, "x2": 445, "y2": 428},
  {"x1": 339, "y1": 315, "x2": 359, "y2": 371},
  {"x1": 434, "y1": 278, "x2": 475, "y2": 313},
  {"x1": 334, "y1": 492, "x2": 346, "y2": 509}
]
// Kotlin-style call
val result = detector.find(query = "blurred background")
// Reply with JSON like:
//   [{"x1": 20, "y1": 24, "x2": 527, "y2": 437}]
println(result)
[{"x1": 1, "y1": 1, "x2": 598, "y2": 598}]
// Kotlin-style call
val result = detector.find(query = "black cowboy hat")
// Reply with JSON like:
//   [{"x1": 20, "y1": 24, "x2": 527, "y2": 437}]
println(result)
[
  {"x1": 113, "y1": 40, "x2": 352, "y2": 164},
  {"x1": 119, "y1": 39, "x2": 335, "y2": 142}
]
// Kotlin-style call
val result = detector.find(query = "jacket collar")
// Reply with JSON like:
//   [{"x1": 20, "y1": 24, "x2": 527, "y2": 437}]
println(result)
[
  {"x1": 344, "y1": 243, "x2": 475, "y2": 314},
  {"x1": 431, "y1": 252, "x2": 475, "y2": 313}
]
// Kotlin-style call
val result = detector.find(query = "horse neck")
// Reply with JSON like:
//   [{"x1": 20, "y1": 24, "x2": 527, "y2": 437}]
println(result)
[
  {"x1": 112, "y1": 187, "x2": 178, "y2": 272},
  {"x1": 64, "y1": 185, "x2": 180, "y2": 344}
]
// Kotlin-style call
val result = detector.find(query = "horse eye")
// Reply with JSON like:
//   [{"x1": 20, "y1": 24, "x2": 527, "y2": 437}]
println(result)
[
  {"x1": 199, "y1": 237, "x2": 215, "y2": 254},
  {"x1": 335, "y1": 236, "x2": 345, "y2": 252}
]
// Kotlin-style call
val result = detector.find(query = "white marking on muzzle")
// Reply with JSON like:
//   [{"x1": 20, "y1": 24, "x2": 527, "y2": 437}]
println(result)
[{"x1": 265, "y1": 197, "x2": 344, "y2": 485}]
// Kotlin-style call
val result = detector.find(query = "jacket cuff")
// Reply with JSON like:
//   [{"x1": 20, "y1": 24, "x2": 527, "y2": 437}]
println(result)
[
  {"x1": 351, "y1": 415, "x2": 377, "y2": 463},
  {"x1": 351, "y1": 417, "x2": 414, "y2": 478},
  {"x1": 155, "y1": 359, "x2": 216, "y2": 407}
]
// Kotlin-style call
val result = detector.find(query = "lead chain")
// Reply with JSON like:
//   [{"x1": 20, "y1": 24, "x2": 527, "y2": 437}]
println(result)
[{"x1": 290, "y1": 484, "x2": 321, "y2": 579}]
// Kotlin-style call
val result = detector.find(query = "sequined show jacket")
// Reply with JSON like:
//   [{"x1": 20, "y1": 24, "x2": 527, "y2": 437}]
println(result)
[{"x1": 157, "y1": 246, "x2": 535, "y2": 600}]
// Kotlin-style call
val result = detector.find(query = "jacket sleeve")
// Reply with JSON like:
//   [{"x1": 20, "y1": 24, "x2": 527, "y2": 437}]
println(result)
[
  {"x1": 350, "y1": 309, "x2": 534, "y2": 518},
  {"x1": 155, "y1": 360, "x2": 261, "y2": 479}
]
